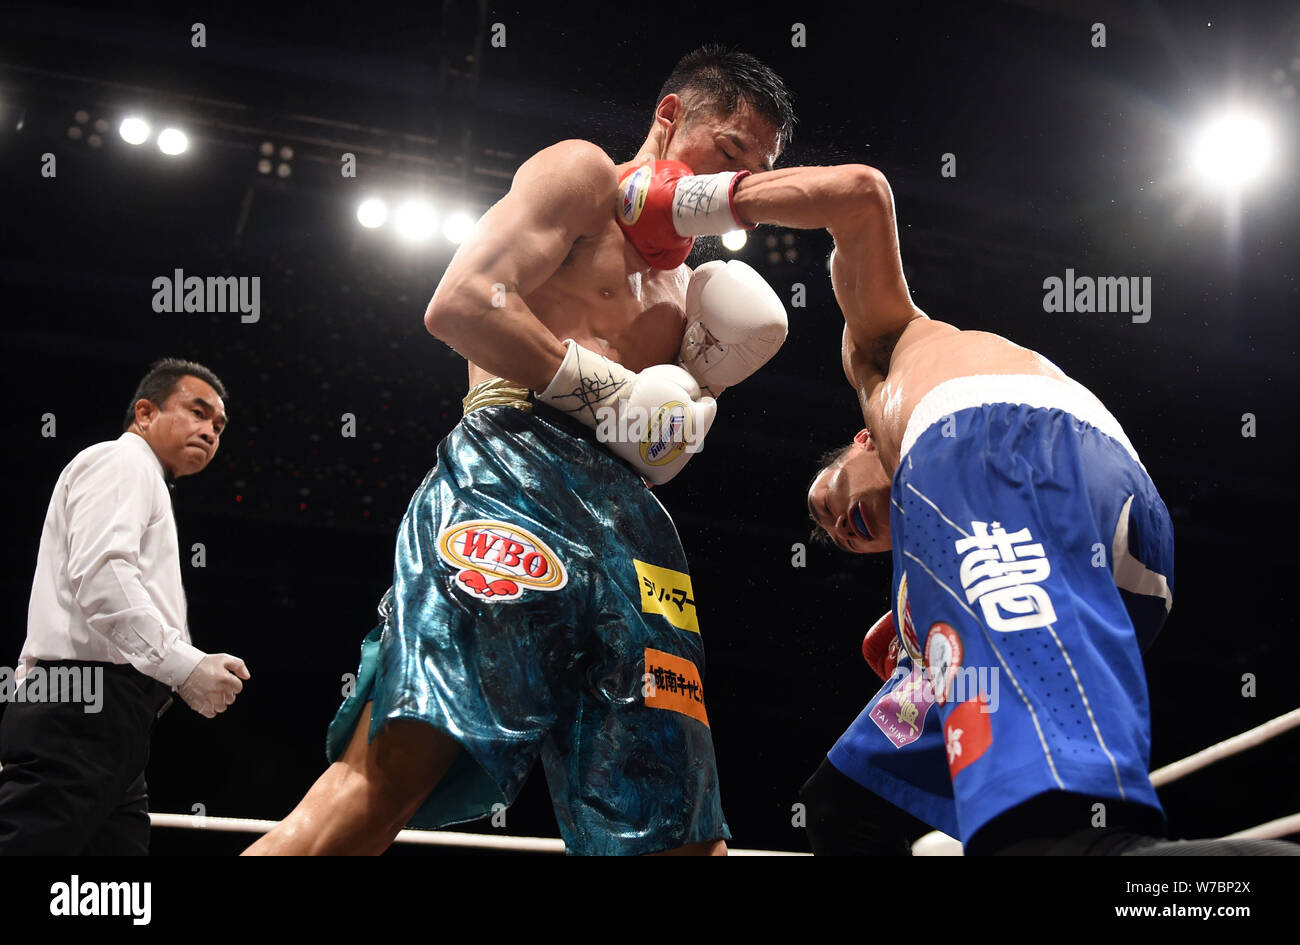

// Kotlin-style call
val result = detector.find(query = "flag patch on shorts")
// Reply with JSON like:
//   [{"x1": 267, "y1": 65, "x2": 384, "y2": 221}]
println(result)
[
  {"x1": 437, "y1": 519, "x2": 568, "y2": 601},
  {"x1": 644, "y1": 648, "x2": 709, "y2": 727},
  {"x1": 633, "y1": 559, "x2": 699, "y2": 632},
  {"x1": 945, "y1": 694, "x2": 993, "y2": 777}
]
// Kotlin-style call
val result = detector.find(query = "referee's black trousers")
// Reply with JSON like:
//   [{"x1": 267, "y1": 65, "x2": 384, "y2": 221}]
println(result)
[{"x1": 0, "y1": 661, "x2": 171, "y2": 855}]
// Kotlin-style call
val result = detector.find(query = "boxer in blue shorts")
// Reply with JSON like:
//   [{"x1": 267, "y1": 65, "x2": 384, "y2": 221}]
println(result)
[
  {"x1": 720, "y1": 160, "x2": 1297, "y2": 854},
  {"x1": 245, "y1": 47, "x2": 795, "y2": 856}
]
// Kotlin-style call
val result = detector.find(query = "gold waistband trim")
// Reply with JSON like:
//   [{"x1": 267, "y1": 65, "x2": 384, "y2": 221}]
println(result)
[{"x1": 462, "y1": 377, "x2": 533, "y2": 416}]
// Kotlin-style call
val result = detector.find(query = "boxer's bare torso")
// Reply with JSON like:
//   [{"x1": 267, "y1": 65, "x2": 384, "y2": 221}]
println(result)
[
  {"x1": 467, "y1": 156, "x2": 688, "y2": 390},
  {"x1": 854, "y1": 320, "x2": 1067, "y2": 476}
]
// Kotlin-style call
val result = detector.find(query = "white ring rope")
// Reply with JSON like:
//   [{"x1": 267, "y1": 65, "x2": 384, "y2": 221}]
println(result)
[
  {"x1": 146, "y1": 813, "x2": 808, "y2": 854},
  {"x1": 1149, "y1": 706, "x2": 1300, "y2": 787},
  {"x1": 1226, "y1": 813, "x2": 1300, "y2": 841}
]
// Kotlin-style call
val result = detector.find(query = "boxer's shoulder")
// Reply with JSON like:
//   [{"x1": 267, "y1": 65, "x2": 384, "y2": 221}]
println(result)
[
  {"x1": 509, "y1": 140, "x2": 619, "y2": 237},
  {"x1": 519, "y1": 140, "x2": 617, "y2": 188}
]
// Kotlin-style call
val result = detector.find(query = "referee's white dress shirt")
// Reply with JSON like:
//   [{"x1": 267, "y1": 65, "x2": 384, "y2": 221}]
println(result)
[{"x1": 17, "y1": 432, "x2": 206, "y2": 689}]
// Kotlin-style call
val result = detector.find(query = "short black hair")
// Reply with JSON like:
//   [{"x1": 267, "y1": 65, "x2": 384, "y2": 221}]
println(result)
[
  {"x1": 123, "y1": 358, "x2": 228, "y2": 432},
  {"x1": 657, "y1": 45, "x2": 796, "y2": 153},
  {"x1": 807, "y1": 441, "x2": 855, "y2": 546}
]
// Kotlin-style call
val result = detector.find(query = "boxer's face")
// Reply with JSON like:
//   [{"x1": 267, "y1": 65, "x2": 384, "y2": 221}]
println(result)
[
  {"x1": 807, "y1": 434, "x2": 893, "y2": 554},
  {"x1": 658, "y1": 95, "x2": 781, "y2": 176},
  {"x1": 133, "y1": 376, "x2": 227, "y2": 478}
]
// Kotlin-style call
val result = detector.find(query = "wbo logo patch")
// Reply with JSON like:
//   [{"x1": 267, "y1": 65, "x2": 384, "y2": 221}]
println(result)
[
  {"x1": 618, "y1": 165, "x2": 651, "y2": 225},
  {"x1": 437, "y1": 520, "x2": 568, "y2": 602}
]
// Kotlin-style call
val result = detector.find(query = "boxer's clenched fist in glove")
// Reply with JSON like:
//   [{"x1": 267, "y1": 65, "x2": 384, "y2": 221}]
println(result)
[
  {"x1": 679, "y1": 259, "x2": 788, "y2": 396},
  {"x1": 616, "y1": 160, "x2": 751, "y2": 269},
  {"x1": 178, "y1": 653, "x2": 250, "y2": 719},
  {"x1": 535, "y1": 340, "x2": 716, "y2": 485}
]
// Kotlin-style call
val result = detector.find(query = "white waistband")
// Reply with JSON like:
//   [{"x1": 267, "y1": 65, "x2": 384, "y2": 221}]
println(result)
[{"x1": 898, "y1": 374, "x2": 1142, "y2": 466}]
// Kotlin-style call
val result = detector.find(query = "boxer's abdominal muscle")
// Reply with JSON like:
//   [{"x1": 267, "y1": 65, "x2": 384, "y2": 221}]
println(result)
[
  {"x1": 466, "y1": 215, "x2": 688, "y2": 390},
  {"x1": 865, "y1": 320, "x2": 1069, "y2": 476}
]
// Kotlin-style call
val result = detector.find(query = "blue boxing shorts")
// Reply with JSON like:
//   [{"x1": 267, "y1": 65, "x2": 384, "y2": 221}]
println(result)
[
  {"x1": 326, "y1": 380, "x2": 729, "y2": 855},
  {"x1": 828, "y1": 374, "x2": 1175, "y2": 849}
]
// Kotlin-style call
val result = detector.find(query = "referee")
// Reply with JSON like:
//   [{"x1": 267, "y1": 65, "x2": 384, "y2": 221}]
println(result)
[{"x1": 0, "y1": 358, "x2": 250, "y2": 855}]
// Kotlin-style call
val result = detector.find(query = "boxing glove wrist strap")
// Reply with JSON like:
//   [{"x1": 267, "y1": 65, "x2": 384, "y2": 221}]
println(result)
[
  {"x1": 671, "y1": 170, "x2": 751, "y2": 237},
  {"x1": 535, "y1": 340, "x2": 632, "y2": 427}
]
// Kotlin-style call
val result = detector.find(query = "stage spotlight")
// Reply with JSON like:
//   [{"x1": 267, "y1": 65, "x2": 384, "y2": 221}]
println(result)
[
  {"x1": 395, "y1": 200, "x2": 437, "y2": 242},
  {"x1": 276, "y1": 162, "x2": 291, "y2": 178},
  {"x1": 721, "y1": 229, "x2": 747, "y2": 251},
  {"x1": 88, "y1": 134, "x2": 102, "y2": 148},
  {"x1": 1190, "y1": 107, "x2": 1275, "y2": 190},
  {"x1": 443, "y1": 211, "x2": 474, "y2": 244},
  {"x1": 279, "y1": 145, "x2": 294, "y2": 161},
  {"x1": 259, "y1": 141, "x2": 274, "y2": 156},
  {"x1": 74, "y1": 110, "x2": 88, "y2": 125},
  {"x1": 357, "y1": 198, "x2": 388, "y2": 229},
  {"x1": 92, "y1": 118, "x2": 108, "y2": 134},
  {"x1": 157, "y1": 127, "x2": 188, "y2": 155},
  {"x1": 67, "y1": 126, "x2": 83, "y2": 140},
  {"x1": 257, "y1": 158, "x2": 272, "y2": 175},
  {"x1": 119, "y1": 117, "x2": 150, "y2": 145}
]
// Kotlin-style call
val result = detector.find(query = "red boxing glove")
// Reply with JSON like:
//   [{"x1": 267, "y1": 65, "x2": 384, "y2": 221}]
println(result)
[
  {"x1": 862, "y1": 610, "x2": 902, "y2": 682},
  {"x1": 616, "y1": 160, "x2": 751, "y2": 269},
  {"x1": 616, "y1": 160, "x2": 697, "y2": 269}
]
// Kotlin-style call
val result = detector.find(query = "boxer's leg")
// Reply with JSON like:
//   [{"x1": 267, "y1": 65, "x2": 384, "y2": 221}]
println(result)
[
  {"x1": 254, "y1": 403, "x2": 606, "y2": 853},
  {"x1": 245, "y1": 702, "x2": 461, "y2": 855},
  {"x1": 800, "y1": 756, "x2": 931, "y2": 855}
]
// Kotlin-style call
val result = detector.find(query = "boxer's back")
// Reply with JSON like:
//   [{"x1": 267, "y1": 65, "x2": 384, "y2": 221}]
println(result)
[
  {"x1": 864, "y1": 320, "x2": 1070, "y2": 475},
  {"x1": 467, "y1": 153, "x2": 688, "y2": 390}
]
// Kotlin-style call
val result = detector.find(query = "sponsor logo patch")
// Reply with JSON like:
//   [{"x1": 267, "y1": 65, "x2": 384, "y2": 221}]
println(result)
[
  {"x1": 644, "y1": 647, "x2": 708, "y2": 727},
  {"x1": 633, "y1": 559, "x2": 699, "y2": 632},
  {"x1": 436, "y1": 520, "x2": 568, "y2": 601},
  {"x1": 897, "y1": 572, "x2": 921, "y2": 660},
  {"x1": 618, "y1": 165, "x2": 652, "y2": 225},
  {"x1": 639, "y1": 401, "x2": 691, "y2": 467},
  {"x1": 870, "y1": 665, "x2": 936, "y2": 748},
  {"x1": 924, "y1": 622, "x2": 963, "y2": 706},
  {"x1": 945, "y1": 693, "x2": 993, "y2": 777}
]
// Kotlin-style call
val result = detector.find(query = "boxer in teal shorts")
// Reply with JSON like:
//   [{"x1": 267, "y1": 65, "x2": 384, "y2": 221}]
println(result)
[{"x1": 246, "y1": 46, "x2": 794, "y2": 855}]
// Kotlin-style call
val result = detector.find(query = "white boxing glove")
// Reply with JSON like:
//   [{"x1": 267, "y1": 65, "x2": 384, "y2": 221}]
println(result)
[
  {"x1": 535, "y1": 340, "x2": 717, "y2": 485},
  {"x1": 679, "y1": 259, "x2": 788, "y2": 395}
]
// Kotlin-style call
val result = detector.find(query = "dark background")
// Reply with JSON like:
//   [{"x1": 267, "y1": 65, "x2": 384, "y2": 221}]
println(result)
[{"x1": 0, "y1": 1, "x2": 1296, "y2": 854}]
